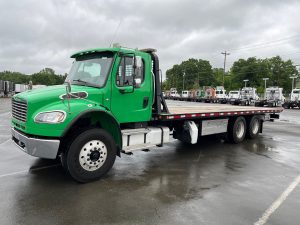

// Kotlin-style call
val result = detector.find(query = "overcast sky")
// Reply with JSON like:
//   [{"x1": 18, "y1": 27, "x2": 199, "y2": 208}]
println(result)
[{"x1": 1, "y1": 0, "x2": 300, "y2": 77}]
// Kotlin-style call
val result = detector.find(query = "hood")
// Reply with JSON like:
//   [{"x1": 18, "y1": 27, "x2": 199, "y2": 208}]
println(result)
[{"x1": 14, "y1": 85, "x2": 104, "y2": 104}]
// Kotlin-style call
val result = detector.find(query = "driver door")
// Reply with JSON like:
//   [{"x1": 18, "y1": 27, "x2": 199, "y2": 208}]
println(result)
[{"x1": 110, "y1": 55, "x2": 152, "y2": 123}]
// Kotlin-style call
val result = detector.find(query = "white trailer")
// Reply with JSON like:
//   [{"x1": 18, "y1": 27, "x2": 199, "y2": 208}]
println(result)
[
  {"x1": 15, "y1": 84, "x2": 28, "y2": 94},
  {"x1": 0, "y1": 80, "x2": 4, "y2": 97}
]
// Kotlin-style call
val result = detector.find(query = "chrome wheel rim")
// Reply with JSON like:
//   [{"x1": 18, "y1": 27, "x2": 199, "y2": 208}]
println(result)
[
  {"x1": 79, "y1": 140, "x2": 107, "y2": 171},
  {"x1": 236, "y1": 121, "x2": 245, "y2": 139}
]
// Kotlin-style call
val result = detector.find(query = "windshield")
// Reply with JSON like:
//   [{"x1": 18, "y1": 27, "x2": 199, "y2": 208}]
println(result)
[
  {"x1": 293, "y1": 90, "x2": 300, "y2": 94},
  {"x1": 230, "y1": 91, "x2": 238, "y2": 94},
  {"x1": 66, "y1": 52, "x2": 114, "y2": 88}
]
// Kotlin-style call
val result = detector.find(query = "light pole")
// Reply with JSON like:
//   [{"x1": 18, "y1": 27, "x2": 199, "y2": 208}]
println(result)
[
  {"x1": 243, "y1": 79, "x2": 249, "y2": 88},
  {"x1": 290, "y1": 76, "x2": 297, "y2": 90},
  {"x1": 183, "y1": 71, "x2": 185, "y2": 91},
  {"x1": 221, "y1": 51, "x2": 230, "y2": 87},
  {"x1": 263, "y1": 78, "x2": 269, "y2": 99}
]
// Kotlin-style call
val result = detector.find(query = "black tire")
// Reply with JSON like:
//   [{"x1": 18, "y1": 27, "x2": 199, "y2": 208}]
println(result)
[
  {"x1": 61, "y1": 128, "x2": 117, "y2": 183},
  {"x1": 227, "y1": 116, "x2": 247, "y2": 144},
  {"x1": 246, "y1": 116, "x2": 261, "y2": 139}
]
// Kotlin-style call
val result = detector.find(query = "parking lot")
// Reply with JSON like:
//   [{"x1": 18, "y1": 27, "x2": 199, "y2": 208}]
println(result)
[{"x1": 1, "y1": 98, "x2": 300, "y2": 225}]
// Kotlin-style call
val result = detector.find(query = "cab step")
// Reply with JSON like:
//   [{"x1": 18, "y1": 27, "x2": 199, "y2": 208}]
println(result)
[
  {"x1": 122, "y1": 143, "x2": 157, "y2": 153},
  {"x1": 121, "y1": 127, "x2": 170, "y2": 153}
]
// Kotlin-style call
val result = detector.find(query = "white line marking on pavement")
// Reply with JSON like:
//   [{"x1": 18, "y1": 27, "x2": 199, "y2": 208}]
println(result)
[
  {"x1": 0, "y1": 112, "x2": 11, "y2": 117},
  {"x1": 254, "y1": 174, "x2": 300, "y2": 225},
  {"x1": 0, "y1": 138, "x2": 11, "y2": 146},
  {"x1": 0, "y1": 164, "x2": 60, "y2": 179}
]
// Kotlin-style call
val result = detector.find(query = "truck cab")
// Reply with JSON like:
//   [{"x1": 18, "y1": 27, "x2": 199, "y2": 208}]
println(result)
[
  {"x1": 241, "y1": 87, "x2": 259, "y2": 105},
  {"x1": 170, "y1": 88, "x2": 180, "y2": 98},
  {"x1": 181, "y1": 90, "x2": 190, "y2": 98},
  {"x1": 228, "y1": 90, "x2": 241, "y2": 105},
  {"x1": 215, "y1": 86, "x2": 228, "y2": 103},
  {"x1": 283, "y1": 88, "x2": 300, "y2": 108},
  {"x1": 265, "y1": 87, "x2": 285, "y2": 106},
  {"x1": 291, "y1": 88, "x2": 300, "y2": 101}
]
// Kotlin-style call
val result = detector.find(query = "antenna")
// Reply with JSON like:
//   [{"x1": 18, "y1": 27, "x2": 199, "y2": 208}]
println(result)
[{"x1": 109, "y1": 19, "x2": 122, "y2": 47}]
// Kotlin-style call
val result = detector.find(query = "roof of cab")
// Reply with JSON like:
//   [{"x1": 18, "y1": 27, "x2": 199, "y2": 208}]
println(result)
[
  {"x1": 70, "y1": 47, "x2": 157, "y2": 58},
  {"x1": 71, "y1": 47, "x2": 138, "y2": 58}
]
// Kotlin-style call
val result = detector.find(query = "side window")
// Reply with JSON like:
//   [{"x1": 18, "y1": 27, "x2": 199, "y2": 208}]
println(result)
[
  {"x1": 117, "y1": 57, "x2": 133, "y2": 86},
  {"x1": 116, "y1": 56, "x2": 145, "y2": 87},
  {"x1": 134, "y1": 56, "x2": 145, "y2": 83}
]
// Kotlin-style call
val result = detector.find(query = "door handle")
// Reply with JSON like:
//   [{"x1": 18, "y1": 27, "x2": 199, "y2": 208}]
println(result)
[{"x1": 143, "y1": 97, "x2": 149, "y2": 108}]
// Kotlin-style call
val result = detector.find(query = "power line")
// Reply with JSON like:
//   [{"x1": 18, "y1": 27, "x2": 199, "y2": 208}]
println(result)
[{"x1": 229, "y1": 34, "x2": 300, "y2": 52}]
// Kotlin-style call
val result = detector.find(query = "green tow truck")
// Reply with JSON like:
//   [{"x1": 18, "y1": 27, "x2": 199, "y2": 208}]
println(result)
[{"x1": 11, "y1": 47, "x2": 283, "y2": 182}]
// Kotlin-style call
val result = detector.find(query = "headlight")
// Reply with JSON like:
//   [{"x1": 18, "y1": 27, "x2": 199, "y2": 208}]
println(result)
[{"x1": 34, "y1": 111, "x2": 66, "y2": 123}]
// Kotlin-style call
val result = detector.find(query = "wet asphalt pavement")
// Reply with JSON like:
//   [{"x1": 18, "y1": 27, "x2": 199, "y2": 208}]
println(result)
[{"x1": 1, "y1": 98, "x2": 300, "y2": 225}]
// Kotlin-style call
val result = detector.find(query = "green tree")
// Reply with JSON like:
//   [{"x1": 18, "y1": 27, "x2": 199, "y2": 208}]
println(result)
[{"x1": 165, "y1": 58, "x2": 214, "y2": 92}]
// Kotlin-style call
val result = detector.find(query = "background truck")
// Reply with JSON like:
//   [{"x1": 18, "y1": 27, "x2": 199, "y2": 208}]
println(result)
[
  {"x1": 283, "y1": 88, "x2": 300, "y2": 109},
  {"x1": 228, "y1": 90, "x2": 241, "y2": 105},
  {"x1": 181, "y1": 90, "x2": 190, "y2": 99},
  {"x1": 215, "y1": 86, "x2": 228, "y2": 104},
  {"x1": 11, "y1": 47, "x2": 282, "y2": 183},
  {"x1": 240, "y1": 87, "x2": 259, "y2": 106},
  {"x1": 256, "y1": 87, "x2": 285, "y2": 107},
  {"x1": 203, "y1": 86, "x2": 216, "y2": 103},
  {"x1": 169, "y1": 88, "x2": 180, "y2": 99}
]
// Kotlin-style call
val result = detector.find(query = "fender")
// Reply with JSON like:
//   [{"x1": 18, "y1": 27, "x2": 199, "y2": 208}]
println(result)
[{"x1": 62, "y1": 109, "x2": 122, "y2": 155}]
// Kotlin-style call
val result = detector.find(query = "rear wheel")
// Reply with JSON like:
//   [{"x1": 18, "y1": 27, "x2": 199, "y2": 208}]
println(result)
[
  {"x1": 246, "y1": 116, "x2": 261, "y2": 139},
  {"x1": 61, "y1": 128, "x2": 117, "y2": 183},
  {"x1": 227, "y1": 116, "x2": 247, "y2": 144}
]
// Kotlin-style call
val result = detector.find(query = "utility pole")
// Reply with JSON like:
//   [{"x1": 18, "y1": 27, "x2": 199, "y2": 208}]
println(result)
[
  {"x1": 221, "y1": 51, "x2": 230, "y2": 87},
  {"x1": 263, "y1": 78, "x2": 269, "y2": 99}
]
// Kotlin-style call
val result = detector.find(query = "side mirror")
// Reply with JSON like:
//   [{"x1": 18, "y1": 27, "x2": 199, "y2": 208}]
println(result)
[
  {"x1": 66, "y1": 80, "x2": 72, "y2": 93},
  {"x1": 28, "y1": 81, "x2": 33, "y2": 90}
]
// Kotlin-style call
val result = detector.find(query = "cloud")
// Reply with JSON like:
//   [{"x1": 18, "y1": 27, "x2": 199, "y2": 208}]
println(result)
[{"x1": 0, "y1": 0, "x2": 300, "y2": 77}]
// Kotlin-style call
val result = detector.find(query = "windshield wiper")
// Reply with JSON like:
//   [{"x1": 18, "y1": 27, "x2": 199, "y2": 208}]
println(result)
[
  {"x1": 71, "y1": 79, "x2": 100, "y2": 88},
  {"x1": 72, "y1": 79, "x2": 88, "y2": 86}
]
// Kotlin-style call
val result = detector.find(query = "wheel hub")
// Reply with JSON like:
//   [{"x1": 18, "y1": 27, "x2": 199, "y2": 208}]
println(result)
[
  {"x1": 90, "y1": 150, "x2": 101, "y2": 162},
  {"x1": 79, "y1": 140, "x2": 107, "y2": 171}
]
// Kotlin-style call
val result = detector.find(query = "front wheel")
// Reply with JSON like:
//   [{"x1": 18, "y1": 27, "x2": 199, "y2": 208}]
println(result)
[{"x1": 61, "y1": 128, "x2": 117, "y2": 183}]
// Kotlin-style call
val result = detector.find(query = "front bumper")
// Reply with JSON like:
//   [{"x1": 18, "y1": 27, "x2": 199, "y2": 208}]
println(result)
[{"x1": 11, "y1": 127, "x2": 60, "y2": 159}]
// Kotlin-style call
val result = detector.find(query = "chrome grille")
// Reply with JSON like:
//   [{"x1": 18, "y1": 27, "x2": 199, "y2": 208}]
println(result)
[{"x1": 12, "y1": 99, "x2": 28, "y2": 122}]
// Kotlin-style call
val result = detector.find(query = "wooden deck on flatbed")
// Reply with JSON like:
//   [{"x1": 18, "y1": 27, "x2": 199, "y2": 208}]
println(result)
[{"x1": 157, "y1": 102, "x2": 283, "y2": 120}]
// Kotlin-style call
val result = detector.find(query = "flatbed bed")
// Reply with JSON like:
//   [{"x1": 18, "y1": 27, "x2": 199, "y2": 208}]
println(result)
[{"x1": 157, "y1": 102, "x2": 283, "y2": 120}]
